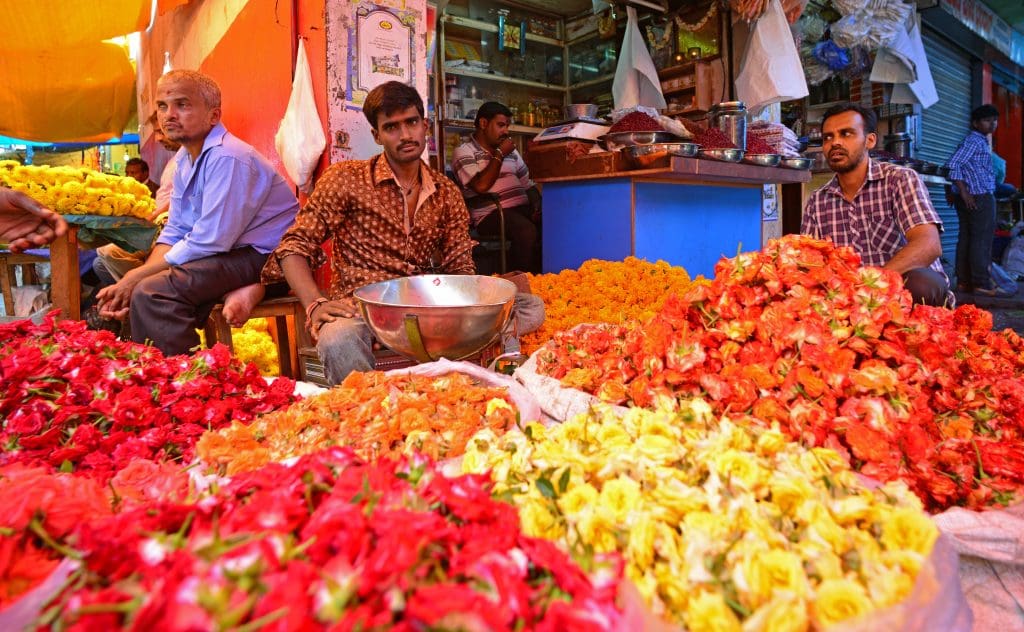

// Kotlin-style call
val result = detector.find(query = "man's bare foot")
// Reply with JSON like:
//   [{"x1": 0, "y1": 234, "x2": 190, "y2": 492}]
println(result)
[{"x1": 221, "y1": 283, "x2": 265, "y2": 328}]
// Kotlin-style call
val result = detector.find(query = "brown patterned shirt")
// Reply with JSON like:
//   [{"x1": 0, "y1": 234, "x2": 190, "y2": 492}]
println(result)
[{"x1": 262, "y1": 155, "x2": 476, "y2": 298}]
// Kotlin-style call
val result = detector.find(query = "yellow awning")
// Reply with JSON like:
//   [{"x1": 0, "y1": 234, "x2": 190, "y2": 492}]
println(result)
[{"x1": 0, "y1": 0, "x2": 153, "y2": 143}]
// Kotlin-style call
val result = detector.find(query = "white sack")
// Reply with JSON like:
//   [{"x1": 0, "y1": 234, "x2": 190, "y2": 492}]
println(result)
[
  {"x1": 275, "y1": 39, "x2": 327, "y2": 192},
  {"x1": 612, "y1": 6, "x2": 666, "y2": 110}
]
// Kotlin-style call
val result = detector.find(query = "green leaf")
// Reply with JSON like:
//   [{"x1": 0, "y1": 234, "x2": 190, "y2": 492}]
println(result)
[
  {"x1": 557, "y1": 468, "x2": 571, "y2": 494},
  {"x1": 59, "y1": 460, "x2": 73, "y2": 473},
  {"x1": 536, "y1": 477, "x2": 556, "y2": 499}
]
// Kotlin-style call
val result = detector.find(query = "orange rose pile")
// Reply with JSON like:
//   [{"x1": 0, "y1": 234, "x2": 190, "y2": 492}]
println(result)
[
  {"x1": 523, "y1": 256, "x2": 702, "y2": 354},
  {"x1": 197, "y1": 370, "x2": 521, "y2": 474},
  {"x1": 536, "y1": 235, "x2": 1024, "y2": 511}
]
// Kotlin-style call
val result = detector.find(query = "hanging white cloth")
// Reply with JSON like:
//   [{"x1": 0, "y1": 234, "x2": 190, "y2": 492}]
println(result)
[
  {"x1": 612, "y1": 6, "x2": 666, "y2": 110},
  {"x1": 890, "y1": 15, "x2": 938, "y2": 109},
  {"x1": 275, "y1": 38, "x2": 327, "y2": 192}
]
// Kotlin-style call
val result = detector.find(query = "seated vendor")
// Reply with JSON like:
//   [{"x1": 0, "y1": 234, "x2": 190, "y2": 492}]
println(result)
[
  {"x1": 801, "y1": 103, "x2": 950, "y2": 306},
  {"x1": 95, "y1": 70, "x2": 299, "y2": 356},
  {"x1": 452, "y1": 101, "x2": 541, "y2": 273},
  {"x1": 260, "y1": 81, "x2": 544, "y2": 385}
]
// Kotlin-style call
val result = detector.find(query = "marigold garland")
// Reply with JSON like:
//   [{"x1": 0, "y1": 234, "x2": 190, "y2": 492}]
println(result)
[
  {"x1": 523, "y1": 257, "x2": 703, "y2": 354},
  {"x1": 0, "y1": 160, "x2": 155, "y2": 219},
  {"x1": 197, "y1": 371, "x2": 520, "y2": 475},
  {"x1": 463, "y1": 401, "x2": 940, "y2": 629}
]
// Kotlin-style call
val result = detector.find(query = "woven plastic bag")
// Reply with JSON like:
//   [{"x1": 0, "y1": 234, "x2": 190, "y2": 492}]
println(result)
[{"x1": 275, "y1": 38, "x2": 326, "y2": 192}]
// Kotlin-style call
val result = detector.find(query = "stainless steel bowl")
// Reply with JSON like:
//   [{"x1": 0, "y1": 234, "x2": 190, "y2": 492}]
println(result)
[
  {"x1": 699, "y1": 148, "x2": 745, "y2": 163},
  {"x1": 353, "y1": 275, "x2": 516, "y2": 363},
  {"x1": 600, "y1": 131, "x2": 680, "y2": 150},
  {"x1": 741, "y1": 153, "x2": 782, "y2": 167},
  {"x1": 565, "y1": 103, "x2": 599, "y2": 120},
  {"x1": 622, "y1": 142, "x2": 700, "y2": 169},
  {"x1": 779, "y1": 156, "x2": 812, "y2": 170}
]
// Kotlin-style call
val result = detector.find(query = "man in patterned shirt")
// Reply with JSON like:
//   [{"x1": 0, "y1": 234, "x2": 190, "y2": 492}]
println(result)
[
  {"x1": 452, "y1": 101, "x2": 541, "y2": 273},
  {"x1": 262, "y1": 82, "x2": 544, "y2": 384},
  {"x1": 801, "y1": 103, "x2": 950, "y2": 306},
  {"x1": 946, "y1": 104, "x2": 1007, "y2": 296}
]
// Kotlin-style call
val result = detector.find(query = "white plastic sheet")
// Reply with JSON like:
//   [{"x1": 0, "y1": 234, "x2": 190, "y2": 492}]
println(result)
[
  {"x1": 735, "y1": 0, "x2": 809, "y2": 112},
  {"x1": 275, "y1": 38, "x2": 327, "y2": 192}
]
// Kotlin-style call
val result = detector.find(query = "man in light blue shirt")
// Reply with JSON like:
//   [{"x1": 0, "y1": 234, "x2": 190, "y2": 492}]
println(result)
[{"x1": 96, "y1": 70, "x2": 298, "y2": 356}]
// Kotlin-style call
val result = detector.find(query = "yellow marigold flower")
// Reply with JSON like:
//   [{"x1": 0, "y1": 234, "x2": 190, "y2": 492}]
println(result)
[
  {"x1": 745, "y1": 594, "x2": 809, "y2": 632},
  {"x1": 755, "y1": 427, "x2": 788, "y2": 456},
  {"x1": 684, "y1": 590, "x2": 741, "y2": 632},
  {"x1": 866, "y1": 563, "x2": 914, "y2": 607},
  {"x1": 628, "y1": 513, "x2": 657, "y2": 569},
  {"x1": 740, "y1": 549, "x2": 809, "y2": 608},
  {"x1": 518, "y1": 495, "x2": 563, "y2": 540},
  {"x1": 557, "y1": 482, "x2": 599, "y2": 516},
  {"x1": 812, "y1": 579, "x2": 873, "y2": 627},
  {"x1": 879, "y1": 507, "x2": 939, "y2": 556},
  {"x1": 713, "y1": 449, "x2": 764, "y2": 490},
  {"x1": 578, "y1": 508, "x2": 618, "y2": 553},
  {"x1": 599, "y1": 476, "x2": 642, "y2": 521}
]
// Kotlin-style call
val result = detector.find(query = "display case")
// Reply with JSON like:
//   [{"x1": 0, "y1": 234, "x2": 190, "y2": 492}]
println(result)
[
  {"x1": 566, "y1": 31, "x2": 618, "y2": 116},
  {"x1": 437, "y1": 0, "x2": 568, "y2": 173}
]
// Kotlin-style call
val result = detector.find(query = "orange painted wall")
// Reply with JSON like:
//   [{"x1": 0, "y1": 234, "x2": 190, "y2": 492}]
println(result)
[
  {"x1": 993, "y1": 83, "x2": 1022, "y2": 189},
  {"x1": 142, "y1": 0, "x2": 329, "y2": 187}
]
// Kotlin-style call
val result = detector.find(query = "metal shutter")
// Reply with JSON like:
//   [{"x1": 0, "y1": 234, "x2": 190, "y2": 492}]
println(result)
[{"x1": 919, "y1": 28, "x2": 973, "y2": 276}]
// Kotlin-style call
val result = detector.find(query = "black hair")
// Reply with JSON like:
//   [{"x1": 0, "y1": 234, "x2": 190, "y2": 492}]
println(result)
[
  {"x1": 821, "y1": 102, "x2": 878, "y2": 134},
  {"x1": 362, "y1": 81, "x2": 425, "y2": 130},
  {"x1": 126, "y1": 157, "x2": 149, "y2": 172},
  {"x1": 475, "y1": 102, "x2": 513, "y2": 129},
  {"x1": 971, "y1": 104, "x2": 999, "y2": 122}
]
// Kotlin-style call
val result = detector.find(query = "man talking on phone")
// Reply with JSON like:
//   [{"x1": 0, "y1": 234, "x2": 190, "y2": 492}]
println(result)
[{"x1": 452, "y1": 101, "x2": 541, "y2": 273}]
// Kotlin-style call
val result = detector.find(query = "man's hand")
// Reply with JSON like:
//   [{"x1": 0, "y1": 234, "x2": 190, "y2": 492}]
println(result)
[
  {"x1": 497, "y1": 135, "x2": 515, "y2": 157},
  {"x1": 95, "y1": 271, "x2": 144, "y2": 321},
  {"x1": 0, "y1": 188, "x2": 68, "y2": 253},
  {"x1": 960, "y1": 189, "x2": 977, "y2": 211},
  {"x1": 309, "y1": 297, "x2": 360, "y2": 340}
]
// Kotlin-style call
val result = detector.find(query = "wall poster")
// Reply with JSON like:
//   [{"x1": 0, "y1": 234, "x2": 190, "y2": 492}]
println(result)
[{"x1": 354, "y1": 7, "x2": 414, "y2": 97}]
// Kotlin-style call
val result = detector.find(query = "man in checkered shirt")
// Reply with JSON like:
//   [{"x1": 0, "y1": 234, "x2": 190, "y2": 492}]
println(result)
[
  {"x1": 946, "y1": 104, "x2": 1007, "y2": 296},
  {"x1": 801, "y1": 103, "x2": 950, "y2": 306}
]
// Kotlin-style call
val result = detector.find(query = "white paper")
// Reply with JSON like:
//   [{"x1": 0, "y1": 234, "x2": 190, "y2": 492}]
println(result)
[{"x1": 734, "y1": 0, "x2": 809, "y2": 111}]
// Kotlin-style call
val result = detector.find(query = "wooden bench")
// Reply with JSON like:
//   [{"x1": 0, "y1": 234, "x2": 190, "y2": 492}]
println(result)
[{"x1": 204, "y1": 296, "x2": 305, "y2": 378}]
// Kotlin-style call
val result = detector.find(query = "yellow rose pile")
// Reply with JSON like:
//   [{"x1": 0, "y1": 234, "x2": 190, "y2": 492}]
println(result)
[
  {"x1": 523, "y1": 257, "x2": 704, "y2": 354},
  {"x1": 0, "y1": 160, "x2": 155, "y2": 219},
  {"x1": 462, "y1": 401, "x2": 938, "y2": 630},
  {"x1": 198, "y1": 318, "x2": 280, "y2": 376}
]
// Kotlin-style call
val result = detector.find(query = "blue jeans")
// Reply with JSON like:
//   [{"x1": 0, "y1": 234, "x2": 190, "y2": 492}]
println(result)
[{"x1": 954, "y1": 192, "x2": 996, "y2": 288}]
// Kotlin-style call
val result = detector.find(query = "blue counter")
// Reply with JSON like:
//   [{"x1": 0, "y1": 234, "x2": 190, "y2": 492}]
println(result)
[{"x1": 535, "y1": 155, "x2": 810, "y2": 278}]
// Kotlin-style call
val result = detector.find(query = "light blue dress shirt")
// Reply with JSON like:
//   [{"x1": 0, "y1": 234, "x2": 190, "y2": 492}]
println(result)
[{"x1": 157, "y1": 123, "x2": 299, "y2": 266}]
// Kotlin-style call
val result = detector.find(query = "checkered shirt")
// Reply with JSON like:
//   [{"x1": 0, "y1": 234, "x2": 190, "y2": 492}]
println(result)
[
  {"x1": 801, "y1": 159, "x2": 945, "y2": 276},
  {"x1": 946, "y1": 130, "x2": 995, "y2": 195}
]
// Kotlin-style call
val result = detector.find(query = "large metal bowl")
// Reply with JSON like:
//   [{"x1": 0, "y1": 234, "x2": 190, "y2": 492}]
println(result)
[
  {"x1": 622, "y1": 142, "x2": 701, "y2": 169},
  {"x1": 779, "y1": 156, "x2": 813, "y2": 170},
  {"x1": 699, "y1": 148, "x2": 745, "y2": 162},
  {"x1": 353, "y1": 275, "x2": 516, "y2": 363},
  {"x1": 742, "y1": 153, "x2": 782, "y2": 167},
  {"x1": 565, "y1": 103, "x2": 599, "y2": 120},
  {"x1": 600, "y1": 131, "x2": 680, "y2": 150}
]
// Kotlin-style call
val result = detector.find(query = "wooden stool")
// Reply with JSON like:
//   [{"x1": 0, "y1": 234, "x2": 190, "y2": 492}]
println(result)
[
  {"x1": 204, "y1": 296, "x2": 306, "y2": 378},
  {"x1": 0, "y1": 252, "x2": 47, "y2": 316}
]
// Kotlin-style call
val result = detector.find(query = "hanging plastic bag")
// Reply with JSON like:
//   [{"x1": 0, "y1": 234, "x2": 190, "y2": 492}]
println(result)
[
  {"x1": 612, "y1": 6, "x2": 666, "y2": 110},
  {"x1": 735, "y1": 0, "x2": 809, "y2": 111},
  {"x1": 275, "y1": 38, "x2": 327, "y2": 193}
]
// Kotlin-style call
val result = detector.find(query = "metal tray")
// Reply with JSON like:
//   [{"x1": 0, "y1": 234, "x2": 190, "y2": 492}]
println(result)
[
  {"x1": 698, "y1": 148, "x2": 745, "y2": 163},
  {"x1": 742, "y1": 153, "x2": 782, "y2": 167}
]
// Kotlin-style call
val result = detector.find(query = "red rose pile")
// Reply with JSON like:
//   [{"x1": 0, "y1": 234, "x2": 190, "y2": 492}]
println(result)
[
  {"x1": 0, "y1": 314, "x2": 296, "y2": 482},
  {"x1": 536, "y1": 235, "x2": 1024, "y2": 511},
  {"x1": 34, "y1": 449, "x2": 625, "y2": 631}
]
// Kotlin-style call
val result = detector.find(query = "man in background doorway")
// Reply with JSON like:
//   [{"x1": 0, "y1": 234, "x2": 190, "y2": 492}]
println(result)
[
  {"x1": 452, "y1": 101, "x2": 541, "y2": 273},
  {"x1": 125, "y1": 157, "x2": 159, "y2": 198}
]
